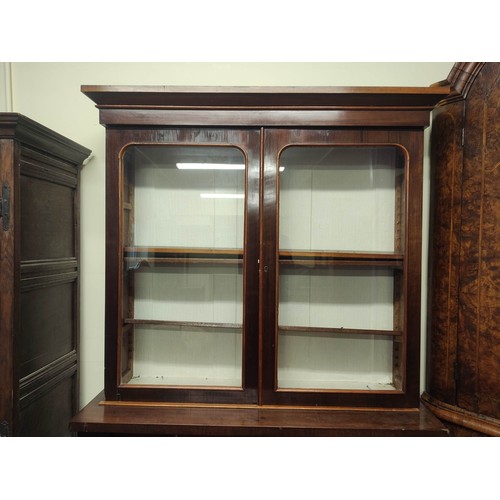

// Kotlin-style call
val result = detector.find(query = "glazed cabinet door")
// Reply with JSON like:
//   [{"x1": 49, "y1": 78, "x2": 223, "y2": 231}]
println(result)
[
  {"x1": 106, "y1": 128, "x2": 260, "y2": 404},
  {"x1": 261, "y1": 129, "x2": 423, "y2": 407}
]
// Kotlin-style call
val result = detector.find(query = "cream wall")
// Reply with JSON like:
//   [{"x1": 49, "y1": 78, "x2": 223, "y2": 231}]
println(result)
[
  {"x1": 6, "y1": 62, "x2": 453, "y2": 407},
  {"x1": 0, "y1": 63, "x2": 13, "y2": 111}
]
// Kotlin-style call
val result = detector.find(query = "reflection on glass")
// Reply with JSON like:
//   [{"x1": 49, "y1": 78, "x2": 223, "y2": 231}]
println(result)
[
  {"x1": 120, "y1": 145, "x2": 245, "y2": 387},
  {"x1": 279, "y1": 146, "x2": 405, "y2": 252}
]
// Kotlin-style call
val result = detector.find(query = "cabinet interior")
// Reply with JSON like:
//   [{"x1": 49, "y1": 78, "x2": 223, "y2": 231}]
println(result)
[{"x1": 119, "y1": 141, "x2": 406, "y2": 393}]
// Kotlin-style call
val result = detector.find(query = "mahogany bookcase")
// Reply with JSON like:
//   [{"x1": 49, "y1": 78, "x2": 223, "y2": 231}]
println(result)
[{"x1": 71, "y1": 85, "x2": 449, "y2": 436}]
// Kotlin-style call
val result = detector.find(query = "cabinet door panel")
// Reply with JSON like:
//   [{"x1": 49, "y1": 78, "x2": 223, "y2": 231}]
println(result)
[
  {"x1": 107, "y1": 128, "x2": 260, "y2": 404},
  {"x1": 261, "y1": 129, "x2": 420, "y2": 407},
  {"x1": 20, "y1": 282, "x2": 75, "y2": 377},
  {"x1": 20, "y1": 174, "x2": 75, "y2": 261}
]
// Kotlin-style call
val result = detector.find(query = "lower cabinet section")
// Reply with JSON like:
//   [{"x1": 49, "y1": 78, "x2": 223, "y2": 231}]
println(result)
[
  {"x1": 19, "y1": 369, "x2": 77, "y2": 437},
  {"x1": 71, "y1": 392, "x2": 448, "y2": 437}
]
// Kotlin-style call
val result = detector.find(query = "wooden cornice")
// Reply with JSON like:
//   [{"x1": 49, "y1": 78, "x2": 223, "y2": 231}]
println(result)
[
  {"x1": 81, "y1": 85, "x2": 450, "y2": 109},
  {"x1": 0, "y1": 113, "x2": 91, "y2": 165},
  {"x1": 432, "y1": 62, "x2": 486, "y2": 105},
  {"x1": 81, "y1": 85, "x2": 449, "y2": 128}
]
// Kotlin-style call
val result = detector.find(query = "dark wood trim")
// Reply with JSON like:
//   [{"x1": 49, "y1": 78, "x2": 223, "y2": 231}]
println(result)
[
  {"x1": 422, "y1": 392, "x2": 500, "y2": 437},
  {"x1": 20, "y1": 258, "x2": 78, "y2": 277},
  {"x1": 105, "y1": 130, "x2": 122, "y2": 401},
  {"x1": 19, "y1": 351, "x2": 78, "y2": 408},
  {"x1": 0, "y1": 113, "x2": 91, "y2": 165},
  {"x1": 20, "y1": 145, "x2": 79, "y2": 175},
  {"x1": 401, "y1": 130, "x2": 424, "y2": 402},
  {"x1": 83, "y1": 85, "x2": 448, "y2": 128},
  {"x1": 432, "y1": 62, "x2": 486, "y2": 105},
  {"x1": 279, "y1": 325, "x2": 402, "y2": 337},
  {"x1": 279, "y1": 250, "x2": 404, "y2": 260},
  {"x1": 81, "y1": 84, "x2": 450, "y2": 108},
  {"x1": 124, "y1": 246, "x2": 243, "y2": 265},
  {"x1": 0, "y1": 139, "x2": 17, "y2": 431},
  {"x1": 74, "y1": 158, "x2": 82, "y2": 422},
  {"x1": 99, "y1": 108, "x2": 434, "y2": 128},
  {"x1": 20, "y1": 271, "x2": 78, "y2": 292},
  {"x1": 125, "y1": 246, "x2": 242, "y2": 255},
  {"x1": 279, "y1": 251, "x2": 404, "y2": 268},
  {"x1": 280, "y1": 259, "x2": 403, "y2": 268},
  {"x1": 125, "y1": 319, "x2": 242, "y2": 330},
  {"x1": 20, "y1": 153, "x2": 78, "y2": 188},
  {"x1": 127, "y1": 258, "x2": 243, "y2": 267}
]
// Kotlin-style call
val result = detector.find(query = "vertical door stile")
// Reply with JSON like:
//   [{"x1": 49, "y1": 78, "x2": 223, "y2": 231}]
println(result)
[
  {"x1": 260, "y1": 129, "x2": 279, "y2": 403},
  {"x1": 0, "y1": 139, "x2": 16, "y2": 433}
]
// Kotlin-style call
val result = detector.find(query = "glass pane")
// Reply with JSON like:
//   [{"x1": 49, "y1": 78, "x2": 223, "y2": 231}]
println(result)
[
  {"x1": 278, "y1": 332, "x2": 394, "y2": 390},
  {"x1": 129, "y1": 325, "x2": 242, "y2": 387},
  {"x1": 121, "y1": 145, "x2": 245, "y2": 387},
  {"x1": 277, "y1": 267, "x2": 400, "y2": 390},
  {"x1": 279, "y1": 146, "x2": 405, "y2": 252},
  {"x1": 277, "y1": 146, "x2": 405, "y2": 391},
  {"x1": 279, "y1": 268, "x2": 396, "y2": 331},
  {"x1": 124, "y1": 145, "x2": 245, "y2": 248}
]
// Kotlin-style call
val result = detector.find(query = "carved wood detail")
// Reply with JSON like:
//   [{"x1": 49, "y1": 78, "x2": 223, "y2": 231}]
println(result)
[{"x1": 432, "y1": 62, "x2": 486, "y2": 105}]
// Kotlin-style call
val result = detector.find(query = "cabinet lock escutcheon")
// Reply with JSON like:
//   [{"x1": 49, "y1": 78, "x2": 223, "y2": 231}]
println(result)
[{"x1": 0, "y1": 183, "x2": 10, "y2": 231}]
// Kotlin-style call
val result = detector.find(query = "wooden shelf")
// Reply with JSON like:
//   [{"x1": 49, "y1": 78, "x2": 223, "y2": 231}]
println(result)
[
  {"x1": 125, "y1": 319, "x2": 242, "y2": 330},
  {"x1": 124, "y1": 246, "x2": 243, "y2": 266},
  {"x1": 125, "y1": 321, "x2": 398, "y2": 336},
  {"x1": 123, "y1": 248, "x2": 402, "y2": 267},
  {"x1": 279, "y1": 250, "x2": 404, "y2": 268},
  {"x1": 279, "y1": 325, "x2": 402, "y2": 337}
]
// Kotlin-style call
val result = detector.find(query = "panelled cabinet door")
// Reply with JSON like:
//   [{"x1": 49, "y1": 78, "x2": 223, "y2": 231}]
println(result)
[
  {"x1": 104, "y1": 126, "x2": 425, "y2": 408},
  {"x1": 261, "y1": 129, "x2": 423, "y2": 407},
  {"x1": 0, "y1": 113, "x2": 90, "y2": 436},
  {"x1": 108, "y1": 128, "x2": 260, "y2": 404}
]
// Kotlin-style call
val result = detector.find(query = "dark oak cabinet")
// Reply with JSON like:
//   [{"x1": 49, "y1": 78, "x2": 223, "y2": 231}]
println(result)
[
  {"x1": 0, "y1": 114, "x2": 91, "y2": 436},
  {"x1": 71, "y1": 85, "x2": 449, "y2": 435}
]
